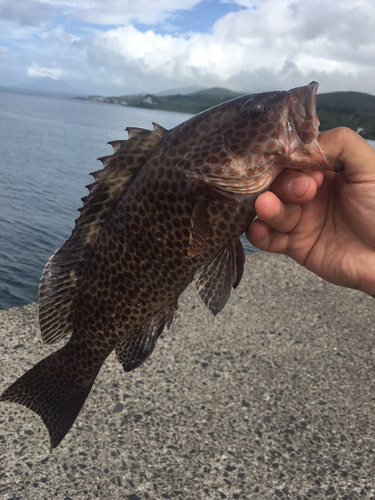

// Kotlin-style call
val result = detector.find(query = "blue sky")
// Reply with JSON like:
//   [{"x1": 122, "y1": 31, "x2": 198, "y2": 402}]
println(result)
[
  {"x1": 0, "y1": 0, "x2": 374, "y2": 96},
  {"x1": 135, "y1": 1, "x2": 246, "y2": 34}
]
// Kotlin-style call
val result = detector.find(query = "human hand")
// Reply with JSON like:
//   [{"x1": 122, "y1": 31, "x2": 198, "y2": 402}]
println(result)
[{"x1": 246, "y1": 127, "x2": 375, "y2": 297}]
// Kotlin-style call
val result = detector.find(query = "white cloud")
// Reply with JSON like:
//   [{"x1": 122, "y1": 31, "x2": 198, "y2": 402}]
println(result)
[
  {"x1": 79, "y1": 0, "x2": 375, "y2": 95},
  {"x1": 39, "y1": 25, "x2": 80, "y2": 46},
  {"x1": 0, "y1": 0, "x2": 203, "y2": 26},
  {"x1": 0, "y1": 0, "x2": 374, "y2": 96},
  {"x1": 73, "y1": 0, "x2": 202, "y2": 25},
  {"x1": 27, "y1": 63, "x2": 65, "y2": 79}
]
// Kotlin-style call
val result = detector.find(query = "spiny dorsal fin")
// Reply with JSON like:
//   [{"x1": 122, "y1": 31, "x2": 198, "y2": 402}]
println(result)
[
  {"x1": 39, "y1": 123, "x2": 168, "y2": 345},
  {"x1": 194, "y1": 239, "x2": 245, "y2": 316}
]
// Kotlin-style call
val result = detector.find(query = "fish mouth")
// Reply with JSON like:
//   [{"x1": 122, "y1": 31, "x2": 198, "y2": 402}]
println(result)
[
  {"x1": 282, "y1": 81, "x2": 343, "y2": 172},
  {"x1": 290, "y1": 81, "x2": 320, "y2": 144}
]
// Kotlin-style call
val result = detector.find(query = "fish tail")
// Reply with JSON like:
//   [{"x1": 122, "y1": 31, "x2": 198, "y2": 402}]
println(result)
[{"x1": 0, "y1": 342, "x2": 101, "y2": 448}]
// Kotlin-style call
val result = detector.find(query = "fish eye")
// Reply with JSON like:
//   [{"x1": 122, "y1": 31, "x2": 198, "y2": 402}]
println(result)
[{"x1": 242, "y1": 101, "x2": 265, "y2": 119}]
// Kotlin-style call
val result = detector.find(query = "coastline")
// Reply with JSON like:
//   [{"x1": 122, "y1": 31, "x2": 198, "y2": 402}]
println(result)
[
  {"x1": 78, "y1": 89, "x2": 375, "y2": 141},
  {"x1": 1, "y1": 252, "x2": 375, "y2": 498}
]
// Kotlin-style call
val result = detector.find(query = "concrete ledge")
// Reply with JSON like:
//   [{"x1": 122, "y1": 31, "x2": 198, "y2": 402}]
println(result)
[{"x1": 1, "y1": 253, "x2": 375, "y2": 499}]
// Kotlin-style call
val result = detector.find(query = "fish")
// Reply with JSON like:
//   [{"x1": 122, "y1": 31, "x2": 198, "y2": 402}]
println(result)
[{"x1": 0, "y1": 81, "x2": 343, "y2": 448}]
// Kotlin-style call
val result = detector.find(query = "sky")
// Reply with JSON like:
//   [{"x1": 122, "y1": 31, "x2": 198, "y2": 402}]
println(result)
[{"x1": 0, "y1": 0, "x2": 374, "y2": 96}]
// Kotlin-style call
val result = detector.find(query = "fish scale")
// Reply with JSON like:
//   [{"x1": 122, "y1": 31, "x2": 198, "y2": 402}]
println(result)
[{"x1": 0, "y1": 82, "x2": 343, "y2": 448}]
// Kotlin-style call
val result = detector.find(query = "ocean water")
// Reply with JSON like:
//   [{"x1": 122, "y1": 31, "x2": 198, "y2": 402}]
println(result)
[{"x1": 0, "y1": 89, "x2": 259, "y2": 310}]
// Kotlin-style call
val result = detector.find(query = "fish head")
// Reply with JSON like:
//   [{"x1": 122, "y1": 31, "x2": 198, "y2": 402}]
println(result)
[{"x1": 177, "y1": 81, "x2": 343, "y2": 195}]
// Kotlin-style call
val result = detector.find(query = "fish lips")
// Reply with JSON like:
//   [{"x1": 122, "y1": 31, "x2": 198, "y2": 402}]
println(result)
[{"x1": 281, "y1": 82, "x2": 344, "y2": 172}]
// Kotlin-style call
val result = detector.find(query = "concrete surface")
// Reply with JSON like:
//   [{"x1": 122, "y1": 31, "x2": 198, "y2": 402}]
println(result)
[{"x1": 1, "y1": 253, "x2": 375, "y2": 500}]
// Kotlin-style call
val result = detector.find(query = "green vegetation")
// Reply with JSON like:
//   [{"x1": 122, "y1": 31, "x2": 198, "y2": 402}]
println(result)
[
  {"x1": 79, "y1": 87, "x2": 375, "y2": 139},
  {"x1": 316, "y1": 91, "x2": 375, "y2": 139}
]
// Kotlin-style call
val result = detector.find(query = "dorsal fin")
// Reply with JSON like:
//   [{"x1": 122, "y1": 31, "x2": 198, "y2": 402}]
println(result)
[{"x1": 39, "y1": 123, "x2": 168, "y2": 344}]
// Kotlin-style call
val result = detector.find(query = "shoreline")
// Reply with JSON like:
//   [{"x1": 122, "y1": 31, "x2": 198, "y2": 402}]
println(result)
[{"x1": 1, "y1": 252, "x2": 375, "y2": 498}]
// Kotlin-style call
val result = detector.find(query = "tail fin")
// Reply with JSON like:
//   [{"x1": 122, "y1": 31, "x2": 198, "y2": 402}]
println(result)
[{"x1": 0, "y1": 344, "x2": 101, "y2": 448}]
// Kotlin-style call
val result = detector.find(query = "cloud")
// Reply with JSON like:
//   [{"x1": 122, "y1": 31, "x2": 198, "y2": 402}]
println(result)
[
  {"x1": 0, "y1": 0, "x2": 374, "y2": 96},
  {"x1": 73, "y1": 0, "x2": 202, "y2": 26},
  {"x1": 80, "y1": 0, "x2": 375, "y2": 94},
  {"x1": 27, "y1": 63, "x2": 65, "y2": 79},
  {"x1": 0, "y1": 0, "x2": 61, "y2": 26},
  {"x1": 0, "y1": 0, "x2": 204, "y2": 27},
  {"x1": 40, "y1": 26, "x2": 80, "y2": 46},
  {"x1": 0, "y1": 45, "x2": 11, "y2": 59}
]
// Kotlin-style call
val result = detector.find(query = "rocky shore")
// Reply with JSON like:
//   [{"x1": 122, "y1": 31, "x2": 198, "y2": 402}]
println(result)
[{"x1": 1, "y1": 253, "x2": 375, "y2": 499}]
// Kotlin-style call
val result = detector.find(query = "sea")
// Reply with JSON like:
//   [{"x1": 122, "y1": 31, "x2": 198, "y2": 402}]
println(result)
[{"x1": 0, "y1": 88, "x2": 374, "y2": 310}]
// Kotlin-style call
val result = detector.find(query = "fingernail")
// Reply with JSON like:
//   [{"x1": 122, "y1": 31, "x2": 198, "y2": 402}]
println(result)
[{"x1": 288, "y1": 176, "x2": 309, "y2": 198}]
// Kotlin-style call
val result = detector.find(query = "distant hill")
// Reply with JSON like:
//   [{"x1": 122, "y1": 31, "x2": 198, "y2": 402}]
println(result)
[
  {"x1": 80, "y1": 87, "x2": 244, "y2": 114},
  {"x1": 80, "y1": 87, "x2": 375, "y2": 139},
  {"x1": 155, "y1": 85, "x2": 203, "y2": 96},
  {"x1": 316, "y1": 91, "x2": 375, "y2": 139}
]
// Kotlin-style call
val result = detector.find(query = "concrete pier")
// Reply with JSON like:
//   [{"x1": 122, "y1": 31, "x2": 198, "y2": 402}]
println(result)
[{"x1": 1, "y1": 253, "x2": 375, "y2": 499}]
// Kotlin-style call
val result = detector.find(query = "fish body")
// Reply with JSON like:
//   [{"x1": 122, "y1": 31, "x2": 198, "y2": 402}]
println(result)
[{"x1": 0, "y1": 82, "x2": 342, "y2": 447}]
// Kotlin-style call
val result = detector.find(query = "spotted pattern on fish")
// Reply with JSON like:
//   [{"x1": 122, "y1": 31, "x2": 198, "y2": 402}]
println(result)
[{"x1": 0, "y1": 82, "x2": 343, "y2": 448}]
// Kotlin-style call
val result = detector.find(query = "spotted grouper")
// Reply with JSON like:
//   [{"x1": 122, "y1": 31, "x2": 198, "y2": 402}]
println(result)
[{"x1": 0, "y1": 81, "x2": 343, "y2": 448}]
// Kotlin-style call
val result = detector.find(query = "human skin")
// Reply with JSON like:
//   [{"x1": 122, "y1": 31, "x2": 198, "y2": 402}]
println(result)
[{"x1": 245, "y1": 127, "x2": 375, "y2": 297}]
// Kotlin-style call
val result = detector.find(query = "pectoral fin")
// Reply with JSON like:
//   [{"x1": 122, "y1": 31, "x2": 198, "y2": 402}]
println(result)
[{"x1": 194, "y1": 239, "x2": 245, "y2": 315}]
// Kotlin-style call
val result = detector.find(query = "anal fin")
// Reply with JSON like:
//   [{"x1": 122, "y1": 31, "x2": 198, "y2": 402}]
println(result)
[
  {"x1": 233, "y1": 238, "x2": 245, "y2": 289},
  {"x1": 116, "y1": 303, "x2": 177, "y2": 372}
]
